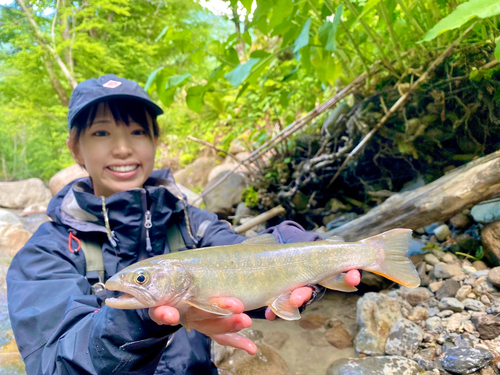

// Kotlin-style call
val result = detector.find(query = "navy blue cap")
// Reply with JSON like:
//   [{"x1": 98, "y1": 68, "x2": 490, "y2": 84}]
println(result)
[{"x1": 67, "y1": 74, "x2": 163, "y2": 130}]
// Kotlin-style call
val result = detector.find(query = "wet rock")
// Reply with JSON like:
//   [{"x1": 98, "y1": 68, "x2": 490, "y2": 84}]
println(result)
[
  {"x1": 300, "y1": 330, "x2": 329, "y2": 347},
  {"x1": 472, "y1": 314, "x2": 500, "y2": 340},
  {"x1": 487, "y1": 267, "x2": 500, "y2": 288},
  {"x1": 385, "y1": 318, "x2": 424, "y2": 357},
  {"x1": 434, "y1": 263, "x2": 463, "y2": 279},
  {"x1": 354, "y1": 292, "x2": 402, "y2": 355},
  {"x1": 424, "y1": 253, "x2": 441, "y2": 266},
  {"x1": 482, "y1": 221, "x2": 500, "y2": 267},
  {"x1": 438, "y1": 298, "x2": 464, "y2": 312},
  {"x1": 456, "y1": 233, "x2": 481, "y2": 253},
  {"x1": 0, "y1": 178, "x2": 52, "y2": 209},
  {"x1": 434, "y1": 224, "x2": 451, "y2": 241},
  {"x1": 441, "y1": 347, "x2": 493, "y2": 374},
  {"x1": 327, "y1": 356, "x2": 423, "y2": 375},
  {"x1": 436, "y1": 279, "x2": 461, "y2": 300},
  {"x1": 406, "y1": 287, "x2": 433, "y2": 306},
  {"x1": 263, "y1": 331, "x2": 289, "y2": 350},
  {"x1": 450, "y1": 213, "x2": 470, "y2": 230},
  {"x1": 298, "y1": 314, "x2": 330, "y2": 330},
  {"x1": 471, "y1": 200, "x2": 500, "y2": 224},
  {"x1": 325, "y1": 326, "x2": 353, "y2": 349},
  {"x1": 462, "y1": 299, "x2": 486, "y2": 312}
]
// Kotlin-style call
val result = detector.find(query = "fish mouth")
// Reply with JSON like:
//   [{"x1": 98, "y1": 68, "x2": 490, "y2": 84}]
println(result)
[{"x1": 105, "y1": 279, "x2": 156, "y2": 309}]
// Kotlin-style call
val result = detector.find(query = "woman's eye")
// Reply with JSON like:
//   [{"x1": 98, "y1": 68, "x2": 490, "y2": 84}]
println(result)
[
  {"x1": 93, "y1": 131, "x2": 108, "y2": 137},
  {"x1": 132, "y1": 129, "x2": 147, "y2": 136}
]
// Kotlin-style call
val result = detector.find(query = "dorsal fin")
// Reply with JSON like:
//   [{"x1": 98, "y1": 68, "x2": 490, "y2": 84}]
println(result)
[{"x1": 240, "y1": 234, "x2": 278, "y2": 245}]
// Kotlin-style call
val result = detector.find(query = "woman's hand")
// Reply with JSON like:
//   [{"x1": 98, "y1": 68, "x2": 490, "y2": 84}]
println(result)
[
  {"x1": 149, "y1": 297, "x2": 257, "y2": 355},
  {"x1": 264, "y1": 269, "x2": 361, "y2": 321}
]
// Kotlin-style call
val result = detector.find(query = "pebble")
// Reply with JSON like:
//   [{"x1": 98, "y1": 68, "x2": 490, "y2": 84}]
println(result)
[
  {"x1": 450, "y1": 213, "x2": 470, "y2": 229},
  {"x1": 434, "y1": 224, "x2": 452, "y2": 241},
  {"x1": 406, "y1": 288, "x2": 433, "y2": 306},
  {"x1": 441, "y1": 347, "x2": 493, "y2": 374},
  {"x1": 424, "y1": 253, "x2": 441, "y2": 266},
  {"x1": 436, "y1": 279, "x2": 461, "y2": 300},
  {"x1": 408, "y1": 306, "x2": 430, "y2": 322},
  {"x1": 462, "y1": 299, "x2": 486, "y2": 312},
  {"x1": 446, "y1": 313, "x2": 463, "y2": 333},
  {"x1": 474, "y1": 279, "x2": 497, "y2": 294},
  {"x1": 428, "y1": 280, "x2": 444, "y2": 292},
  {"x1": 437, "y1": 310, "x2": 454, "y2": 318},
  {"x1": 426, "y1": 316, "x2": 443, "y2": 332},
  {"x1": 472, "y1": 270, "x2": 491, "y2": 279},
  {"x1": 385, "y1": 318, "x2": 424, "y2": 357},
  {"x1": 298, "y1": 314, "x2": 330, "y2": 330},
  {"x1": 472, "y1": 314, "x2": 500, "y2": 340},
  {"x1": 463, "y1": 266, "x2": 478, "y2": 275},
  {"x1": 480, "y1": 295, "x2": 490, "y2": 305},
  {"x1": 456, "y1": 285, "x2": 473, "y2": 301},
  {"x1": 325, "y1": 326, "x2": 353, "y2": 349},
  {"x1": 487, "y1": 267, "x2": 500, "y2": 288},
  {"x1": 428, "y1": 307, "x2": 440, "y2": 317},
  {"x1": 431, "y1": 249, "x2": 447, "y2": 261},
  {"x1": 435, "y1": 263, "x2": 463, "y2": 279},
  {"x1": 439, "y1": 298, "x2": 465, "y2": 312},
  {"x1": 327, "y1": 356, "x2": 424, "y2": 375},
  {"x1": 442, "y1": 253, "x2": 457, "y2": 263},
  {"x1": 472, "y1": 260, "x2": 489, "y2": 271}
]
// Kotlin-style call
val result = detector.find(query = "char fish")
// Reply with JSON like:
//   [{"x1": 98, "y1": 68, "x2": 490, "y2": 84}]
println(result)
[{"x1": 105, "y1": 228, "x2": 419, "y2": 323}]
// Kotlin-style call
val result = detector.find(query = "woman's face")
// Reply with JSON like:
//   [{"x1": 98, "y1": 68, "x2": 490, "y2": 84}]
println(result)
[{"x1": 69, "y1": 103, "x2": 157, "y2": 197}]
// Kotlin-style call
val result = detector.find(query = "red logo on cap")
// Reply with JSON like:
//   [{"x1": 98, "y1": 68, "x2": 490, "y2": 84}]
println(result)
[{"x1": 103, "y1": 80, "x2": 122, "y2": 88}]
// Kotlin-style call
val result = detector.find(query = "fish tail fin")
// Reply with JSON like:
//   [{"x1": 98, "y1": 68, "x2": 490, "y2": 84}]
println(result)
[{"x1": 362, "y1": 228, "x2": 420, "y2": 288}]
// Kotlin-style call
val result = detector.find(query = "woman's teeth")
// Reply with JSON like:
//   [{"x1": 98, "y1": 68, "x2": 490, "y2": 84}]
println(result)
[{"x1": 109, "y1": 165, "x2": 138, "y2": 172}]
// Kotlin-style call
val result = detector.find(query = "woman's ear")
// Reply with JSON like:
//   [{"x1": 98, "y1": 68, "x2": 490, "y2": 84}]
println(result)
[{"x1": 66, "y1": 138, "x2": 85, "y2": 166}]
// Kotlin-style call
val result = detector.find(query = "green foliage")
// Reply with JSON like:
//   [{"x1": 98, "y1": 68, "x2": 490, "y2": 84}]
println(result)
[{"x1": 242, "y1": 186, "x2": 259, "y2": 208}]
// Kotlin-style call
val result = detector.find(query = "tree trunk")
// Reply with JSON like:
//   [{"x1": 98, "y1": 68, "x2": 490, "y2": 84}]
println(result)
[
  {"x1": 329, "y1": 150, "x2": 500, "y2": 241},
  {"x1": 44, "y1": 54, "x2": 70, "y2": 106}
]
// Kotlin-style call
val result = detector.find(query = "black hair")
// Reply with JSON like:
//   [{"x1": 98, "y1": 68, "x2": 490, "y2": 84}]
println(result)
[{"x1": 70, "y1": 98, "x2": 160, "y2": 144}]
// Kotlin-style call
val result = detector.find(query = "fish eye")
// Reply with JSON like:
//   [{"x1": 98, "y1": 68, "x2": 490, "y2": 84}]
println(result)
[{"x1": 134, "y1": 270, "x2": 150, "y2": 285}]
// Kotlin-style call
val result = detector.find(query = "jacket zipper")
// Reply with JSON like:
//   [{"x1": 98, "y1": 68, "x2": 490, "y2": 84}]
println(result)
[{"x1": 144, "y1": 210, "x2": 153, "y2": 252}]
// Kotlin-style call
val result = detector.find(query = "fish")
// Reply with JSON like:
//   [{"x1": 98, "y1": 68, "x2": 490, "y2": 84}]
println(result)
[{"x1": 105, "y1": 228, "x2": 420, "y2": 325}]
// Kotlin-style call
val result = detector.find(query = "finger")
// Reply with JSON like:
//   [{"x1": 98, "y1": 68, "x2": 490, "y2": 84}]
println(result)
[
  {"x1": 149, "y1": 306, "x2": 180, "y2": 326},
  {"x1": 290, "y1": 287, "x2": 313, "y2": 307},
  {"x1": 265, "y1": 307, "x2": 276, "y2": 321},
  {"x1": 211, "y1": 333, "x2": 258, "y2": 355},
  {"x1": 185, "y1": 297, "x2": 245, "y2": 321},
  {"x1": 345, "y1": 269, "x2": 361, "y2": 286},
  {"x1": 190, "y1": 313, "x2": 252, "y2": 336}
]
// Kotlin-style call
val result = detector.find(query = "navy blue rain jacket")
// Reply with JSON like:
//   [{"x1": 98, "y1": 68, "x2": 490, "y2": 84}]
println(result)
[{"x1": 7, "y1": 169, "x2": 323, "y2": 375}]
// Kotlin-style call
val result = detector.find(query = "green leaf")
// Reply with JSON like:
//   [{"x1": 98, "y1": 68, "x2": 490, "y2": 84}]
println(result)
[
  {"x1": 240, "y1": 0, "x2": 253, "y2": 13},
  {"x1": 293, "y1": 18, "x2": 311, "y2": 53},
  {"x1": 242, "y1": 31, "x2": 252, "y2": 46},
  {"x1": 355, "y1": 0, "x2": 381, "y2": 22},
  {"x1": 165, "y1": 73, "x2": 191, "y2": 90},
  {"x1": 155, "y1": 26, "x2": 169, "y2": 43},
  {"x1": 422, "y1": 0, "x2": 500, "y2": 42},
  {"x1": 476, "y1": 246, "x2": 485, "y2": 260},
  {"x1": 225, "y1": 58, "x2": 260, "y2": 86},
  {"x1": 158, "y1": 73, "x2": 192, "y2": 107},
  {"x1": 326, "y1": 5, "x2": 343, "y2": 51},
  {"x1": 186, "y1": 85, "x2": 206, "y2": 113},
  {"x1": 495, "y1": 40, "x2": 500, "y2": 62},
  {"x1": 250, "y1": 50, "x2": 271, "y2": 58},
  {"x1": 144, "y1": 67, "x2": 163, "y2": 92}
]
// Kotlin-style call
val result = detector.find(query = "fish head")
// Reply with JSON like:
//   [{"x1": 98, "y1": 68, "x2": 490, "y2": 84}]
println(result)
[{"x1": 105, "y1": 259, "x2": 193, "y2": 309}]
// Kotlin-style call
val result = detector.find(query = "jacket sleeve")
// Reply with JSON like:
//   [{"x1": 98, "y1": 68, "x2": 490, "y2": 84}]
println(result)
[{"x1": 7, "y1": 222, "x2": 178, "y2": 375}]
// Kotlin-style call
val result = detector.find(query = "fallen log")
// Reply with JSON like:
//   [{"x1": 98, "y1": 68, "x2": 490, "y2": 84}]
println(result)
[
  {"x1": 329, "y1": 150, "x2": 500, "y2": 241},
  {"x1": 234, "y1": 205, "x2": 286, "y2": 234}
]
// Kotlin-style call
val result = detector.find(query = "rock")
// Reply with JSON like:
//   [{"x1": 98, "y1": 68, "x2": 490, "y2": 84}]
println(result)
[
  {"x1": 438, "y1": 298, "x2": 464, "y2": 312},
  {"x1": 446, "y1": 313, "x2": 463, "y2": 333},
  {"x1": 0, "y1": 178, "x2": 52, "y2": 209},
  {"x1": 407, "y1": 306, "x2": 430, "y2": 322},
  {"x1": 263, "y1": 331, "x2": 289, "y2": 350},
  {"x1": 431, "y1": 248, "x2": 447, "y2": 261},
  {"x1": 385, "y1": 318, "x2": 424, "y2": 357},
  {"x1": 0, "y1": 210, "x2": 32, "y2": 257},
  {"x1": 442, "y1": 253, "x2": 457, "y2": 263},
  {"x1": 472, "y1": 261, "x2": 489, "y2": 271},
  {"x1": 450, "y1": 213, "x2": 470, "y2": 230},
  {"x1": 471, "y1": 200, "x2": 500, "y2": 224},
  {"x1": 456, "y1": 285, "x2": 473, "y2": 301},
  {"x1": 441, "y1": 347, "x2": 493, "y2": 374},
  {"x1": 434, "y1": 224, "x2": 451, "y2": 241},
  {"x1": 406, "y1": 287, "x2": 433, "y2": 306},
  {"x1": 414, "y1": 347, "x2": 444, "y2": 372},
  {"x1": 327, "y1": 356, "x2": 423, "y2": 375},
  {"x1": 425, "y1": 222, "x2": 444, "y2": 235},
  {"x1": 482, "y1": 222, "x2": 500, "y2": 267},
  {"x1": 298, "y1": 314, "x2": 330, "y2": 330},
  {"x1": 456, "y1": 233, "x2": 481, "y2": 253},
  {"x1": 19, "y1": 213, "x2": 49, "y2": 234},
  {"x1": 429, "y1": 280, "x2": 445, "y2": 292},
  {"x1": 326, "y1": 212, "x2": 358, "y2": 230},
  {"x1": 424, "y1": 253, "x2": 440, "y2": 266},
  {"x1": 454, "y1": 333, "x2": 479, "y2": 348},
  {"x1": 436, "y1": 279, "x2": 461, "y2": 300},
  {"x1": 462, "y1": 299, "x2": 486, "y2": 312},
  {"x1": 48, "y1": 164, "x2": 89, "y2": 196},
  {"x1": 472, "y1": 314, "x2": 500, "y2": 340},
  {"x1": 437, "y1": 310, "x2": 454, "y2": 318},
  {"x1": 173, "y1": 156, "x2": 217, "y2": 191},
  {"x1": 228, "y1": 138, "x2": 247, "y2": 154},
  {"x1": 216, "y1": 342, "x2": 290, "y2": 375},
  {"x1": 202, "y1": 172, "x2": 246, "y2": 216},
  {"x1": 434, "y1": 263, "x2": 463, "y2": 279},
  {"x1": 354, "y1": 292, "x2": 402, "y2": 355},
  {"x1": 472, "y1": 270, "x2": 490, "y2": 279},
  {"x1": 300, "y1": 329, "x2": 329, "y2": 347},
  {"x1": 474, "y1": 278, "x2": 497, "y2": 294},
  {"x1": 325, "y1": 326, "x2": 353, "y2": 349},
  {"x1": 487, "y1": 299, "x2": 500, "y2": 314},
  {"x1": 408, "y1": 238, "x2": 426, "y2": 256},
  {"x1": 207, "y1": 152, "x2": 250, "y2": 182},
  {"x1": 18, "y1": 200, "x2": 50, "y2": 216},
  {"x1": 177, "y1": 183, "x2": 202, "y2": 208},
  {"x1": 480, "y1": 295, "x2": 490, "y2": 305},
  {"x1": 426, "y1": 316, "x2": 443, "y2": 332}
]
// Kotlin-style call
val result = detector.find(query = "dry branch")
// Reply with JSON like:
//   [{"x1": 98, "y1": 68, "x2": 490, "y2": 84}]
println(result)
[
  {"x1": 234, "y1": 205, "x2": 286, "y2": 234},
  {"x1": 328, "y1": 150, "x2": 500, "y2": 241}
]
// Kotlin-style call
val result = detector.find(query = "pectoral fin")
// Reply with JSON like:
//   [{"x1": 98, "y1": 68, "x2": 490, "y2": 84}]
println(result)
[
  {"x1": 184, "y1": 300, "x2": 234, "y2": 316},
  {"x1": 319, "y1": 273, "x2": 358, "y2": 292},
  {"x1": 270, "y1": 291, "x2": 301, "y2": 320}
]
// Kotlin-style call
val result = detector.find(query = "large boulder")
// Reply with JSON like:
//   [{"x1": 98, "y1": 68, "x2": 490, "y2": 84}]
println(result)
[
  {"x1": 173, "y1": 156, "x2": 216, "y2": 191},
  {"x1": 327, "y1": 356, "x2": 423, "y2": 375},
  {"x1": 49, "y1": 164, "x2": 89, "y2": 196},
  {"x1": 471, "y1": 200, "x2": 500, "y2": 224},
  {"x1": 203, "y1": 172, "x2": 246, "y2": 217},
  {"x1": 0, "y1": 179, "x2": 52, "y2": 209},
  {"x1": 177, "y1": 183, "x2": 201, "y2": 208},
  {"x1": 482, "y1": 221, "x2": 500, "y2": 267},
  {"x1": 0, "y1": 209, "x2": 32, "y2": 257},
  {"x1": 207, "y1": 152, "x2": 250, "y2": 182}
]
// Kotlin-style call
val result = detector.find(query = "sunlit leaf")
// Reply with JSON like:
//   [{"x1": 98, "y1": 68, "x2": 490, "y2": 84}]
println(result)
[
  {"x1": 423, "y1": 0, "x2": 500, "y2": 42},
  {"x1": 155, "y1": 26, "x2": 168, "y2": 43},
  {"x1": 355, "y1": 0, "x2": 381, "y2": 22},
  {"x1": 240, "y1": 0, "x2": 253, "y2": 13},
  {"x1": 495, "y1": 40, "x2": 500, "y2": 62},
  {"x1": 293, "y1": 18, "x2": 311, "y2": 53},
  {"x1": 186, "y1": 85, "x2": 206, "y2": 113},
  {"x1": 225, "y1": 58, "x2": 260, "y2": 86},
  {"x1": 165, "y1": 73, "x2": 192, "y2": 90},
  {"x1": 250, "y1": 50, "x2": 271, "y2": 58},
  {"x1": 144, "y1": 67, "x2": 163, "y2": 92}
]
